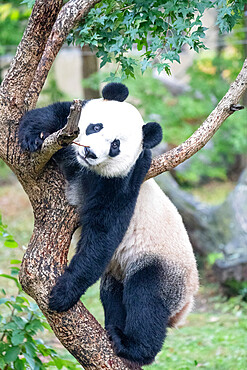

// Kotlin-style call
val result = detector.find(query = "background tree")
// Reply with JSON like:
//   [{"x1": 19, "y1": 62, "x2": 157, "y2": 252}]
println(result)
[{"x1": 0, "y1": 1, "x2": 246, "y2": 369}]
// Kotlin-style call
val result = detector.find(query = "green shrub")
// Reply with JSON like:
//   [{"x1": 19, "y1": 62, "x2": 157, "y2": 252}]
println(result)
[{"x1": 0, "y1": 215, "x2": 80, "y2": 369}]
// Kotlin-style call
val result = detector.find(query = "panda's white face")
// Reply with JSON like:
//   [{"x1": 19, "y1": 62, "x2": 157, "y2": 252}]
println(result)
[{"x1": 72, "y1": 99, "x2": 144, "y2": 178}]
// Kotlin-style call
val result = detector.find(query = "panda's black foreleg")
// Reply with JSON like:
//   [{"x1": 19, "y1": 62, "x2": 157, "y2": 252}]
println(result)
[
  {"x1": 48, "y1": 232, "x2": 124, "y2": 312},
  {"x1": 110, "y1": 263, "x2": 169, "y2": 366},
  {"x1": 100, "y1": 274, "x2": 126, "y2": 334},
  {"x1": 18, "y1": 102, "x2": 72, "y2": 152},
  {"x1": 128, "y1": 149, "x2": 152, "y2": 192}
]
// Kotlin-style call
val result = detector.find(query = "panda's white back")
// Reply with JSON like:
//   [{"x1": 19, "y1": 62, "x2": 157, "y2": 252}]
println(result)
[{"x1": 106, "y1": 178, "x2": 199, "y2": 326}]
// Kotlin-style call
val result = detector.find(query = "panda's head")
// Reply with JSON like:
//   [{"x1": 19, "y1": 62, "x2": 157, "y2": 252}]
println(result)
[{"x1": 73, "y1": 83, "x2": 162, "y2": 178}]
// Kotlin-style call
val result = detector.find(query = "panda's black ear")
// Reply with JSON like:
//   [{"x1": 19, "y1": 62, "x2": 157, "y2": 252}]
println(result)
[
  {"x1": 102, "y1": 83, "x2": 129, "y2": 102},
  {"x1": 142, "y1": 122, "x2": 163, "y2": 149}
]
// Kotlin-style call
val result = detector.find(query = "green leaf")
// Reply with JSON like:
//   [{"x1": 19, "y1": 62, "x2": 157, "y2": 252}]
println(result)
[
  {"x1": 4, "y1": 346, "x2": 20, "y2": 363},
  {"x1": 11, "y1": 330, "x2": 25, "y2": 346},
  {"x1": 0, "y1": 274, "x2": 22, "y2": 290},
  {"x1": 4, "y1": 235, "x2": 18, "y2": 248},
  {"x1": 41, "y1": 321, "x2": 52, "y2": 331},
  {"x1": 10, "y1": 259, "x2": 21, "y2": 265},
  {"x1": 4, "y1": 321, "x2": 18, "y2": 331},
  {"x1": 11, "y1": 267, "x2": 20, "y2": 276},
  {"x1": 52, "y1": 356, "x2": 64, "y2": 369},
  {"x1": 24, "y1": 341, "x2": 36, "y2": 358},
  {"x1": 13, "y1": 316, "x2": 26, "y2": 330},
  {"x1": 26, "y1": 318, "x2": 44, "y2": 334},
  {"x1": 4, "y1": 239, "x2": 18, "y2": 248},
  {"x1": 0, "y1": 297, "x2": 9, "y2": 304},
  {"x1": 0, "y1": 358, "x2": 5, "y2": 369},
  {"x1": 24, "y1": 353, "x2": 36, "y2": 369},
  {"x1": 14, "y1": 357, "x2": 25, "y2": 370}
]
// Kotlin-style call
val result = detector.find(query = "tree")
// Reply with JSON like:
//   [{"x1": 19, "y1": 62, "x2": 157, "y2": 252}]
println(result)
[{"x1": 0, "y1": 1, "x2": 246, "y2": 368}]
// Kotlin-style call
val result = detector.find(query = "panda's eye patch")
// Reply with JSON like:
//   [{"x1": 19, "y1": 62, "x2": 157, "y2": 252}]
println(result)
[
  {"x1": 86, "y1": 123, "x2": 103, "y2": 135},
  {"x1": 109, "y1": 139, "x2": 120, "y2": 157}
]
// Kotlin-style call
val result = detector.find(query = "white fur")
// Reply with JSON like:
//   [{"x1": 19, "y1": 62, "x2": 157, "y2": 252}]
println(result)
[{"x1": 72, "y1": 99, "x2": 144, "y2": 177}]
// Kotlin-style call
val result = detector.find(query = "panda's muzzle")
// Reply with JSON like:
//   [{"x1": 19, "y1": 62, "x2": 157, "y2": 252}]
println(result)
[{"x1": 84, "y1": 147, "x2": 97, "y2": 160}]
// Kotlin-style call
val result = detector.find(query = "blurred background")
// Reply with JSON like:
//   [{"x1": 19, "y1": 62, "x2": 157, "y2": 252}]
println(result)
[{"x1": 0, "y1": 1, "x2": 247, "y2": 369}]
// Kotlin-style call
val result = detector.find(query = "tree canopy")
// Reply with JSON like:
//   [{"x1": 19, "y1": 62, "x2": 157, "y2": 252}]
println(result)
[{"x1": 71, "y1": 0, "x2": 246, "y2": 79}]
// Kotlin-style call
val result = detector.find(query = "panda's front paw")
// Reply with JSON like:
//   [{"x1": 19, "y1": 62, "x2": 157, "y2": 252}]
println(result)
[
  {"x1": 19, "y1": 131, "x2": 50, "y2": 152},
  {"x1": 48, "y1": 272, "x2": 82, "y2": 312}
]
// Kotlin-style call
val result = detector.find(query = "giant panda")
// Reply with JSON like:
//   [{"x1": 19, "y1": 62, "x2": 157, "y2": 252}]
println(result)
[{"x1": 19, "y1": 83, "x2": 199, "y2": 366}]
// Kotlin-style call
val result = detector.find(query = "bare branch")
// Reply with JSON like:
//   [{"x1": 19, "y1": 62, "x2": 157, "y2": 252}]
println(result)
[
  {"x1": 146, "y1": 58, "x2": 247, "y2": 180},
  {"x1": 25, "y1": 0, "x2": 101, "y2": 109},
  {"x1": 32, "y1": 99, "x2": 82, "y2": 174},
  {"x1": 0, "y1": 0, "x2": 63, "y2": 107}
]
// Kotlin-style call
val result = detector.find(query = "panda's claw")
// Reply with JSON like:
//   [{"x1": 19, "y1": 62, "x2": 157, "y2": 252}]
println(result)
[{"x1": 19, "y1": 131, "x2": 50, "y2": 152}]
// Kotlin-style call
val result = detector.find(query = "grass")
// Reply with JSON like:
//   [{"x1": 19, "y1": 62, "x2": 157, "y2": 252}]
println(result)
[
  {"x1": 1, "y1": 175, "x2": 247, "y2": 369},
  {"x1": 150, "y1": 310, "x2": 247, "y2": 369}
]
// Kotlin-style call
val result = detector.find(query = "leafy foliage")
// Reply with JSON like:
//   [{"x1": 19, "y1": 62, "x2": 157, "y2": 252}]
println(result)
[
  {"x1": 223, "y1": 280, "x2": 247, "y2": 300},
  {"x1": 0, "y1": 214, "x2": 18, "y2": 249},
  {"x1": 71, "y1": 0, "x2": 246, "y2": 79},
  {"x1": 216, "y1": 0, "x2": 246, "y2": 32},
  {"x1": 0, "y1": 1, "x2": 30, "y2": 55},
  {"x1": 0, "y1": 216, "x2": 80, "y2": 369}
]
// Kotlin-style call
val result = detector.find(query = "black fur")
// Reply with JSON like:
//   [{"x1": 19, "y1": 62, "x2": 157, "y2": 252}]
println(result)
[
  {"x1": 102, "y1": 83, "x2": 129, "y2": 102},
  {"x1": 100, "y1": 275, "x2": 126, "y2": 333},
  {"x1": 142, "y1": 121, "x2": 163, "y2": 149},
  {"x1": 101, "y1": 260, "x2": 170, "y2": 366},
  {"x1": 19, "y1": 102, "x2": 72, "y2": 152}
]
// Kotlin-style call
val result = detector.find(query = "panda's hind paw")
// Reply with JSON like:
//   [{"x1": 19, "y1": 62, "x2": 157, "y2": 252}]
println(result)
[
  {"x1": 48, "y1": 272, "x2": 81, "y2": 312},
  {"x1": 108, "y1": 326, "x2": 155, "y2": 366}
]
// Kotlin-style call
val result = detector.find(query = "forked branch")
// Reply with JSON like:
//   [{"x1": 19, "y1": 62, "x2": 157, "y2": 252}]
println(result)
[{"x1": 25, "y1": 0, "x2": 101, "y2": 109}]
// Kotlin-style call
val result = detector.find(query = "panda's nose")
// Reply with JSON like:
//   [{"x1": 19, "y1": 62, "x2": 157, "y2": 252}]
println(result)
[{"x1": 84, "y1": 147, "x2": 97, "y2": 159}]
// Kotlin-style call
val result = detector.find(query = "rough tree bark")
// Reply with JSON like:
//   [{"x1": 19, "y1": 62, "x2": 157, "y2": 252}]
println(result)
[{"x1": 0, "y1": 0, "x2": 247, "y2": 368}]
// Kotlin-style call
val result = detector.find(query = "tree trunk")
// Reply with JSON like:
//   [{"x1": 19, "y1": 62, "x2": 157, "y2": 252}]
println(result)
[{"x1": 0, "y1": 0, "x2": 247, "y2": 368}]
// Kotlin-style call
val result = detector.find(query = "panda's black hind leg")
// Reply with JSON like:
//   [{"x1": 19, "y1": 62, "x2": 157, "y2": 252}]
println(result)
[
  {"x1": 100, "y1": 274, "x2": 126, "y2": 335},
  {"x1": 111, "y1": 262, "x2": 170, "y2": 366}
]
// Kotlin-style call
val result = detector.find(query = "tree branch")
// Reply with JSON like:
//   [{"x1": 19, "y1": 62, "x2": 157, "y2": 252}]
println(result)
[
  {"x1": 25, "y1": 0, "x2": 101, "y2": 109},
  {"x1": 0, "y1": 0, "x2": 63, "y2": 108},
  {"x1": 145, "y1": 58, "x2": 247, "y2": 180}
]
